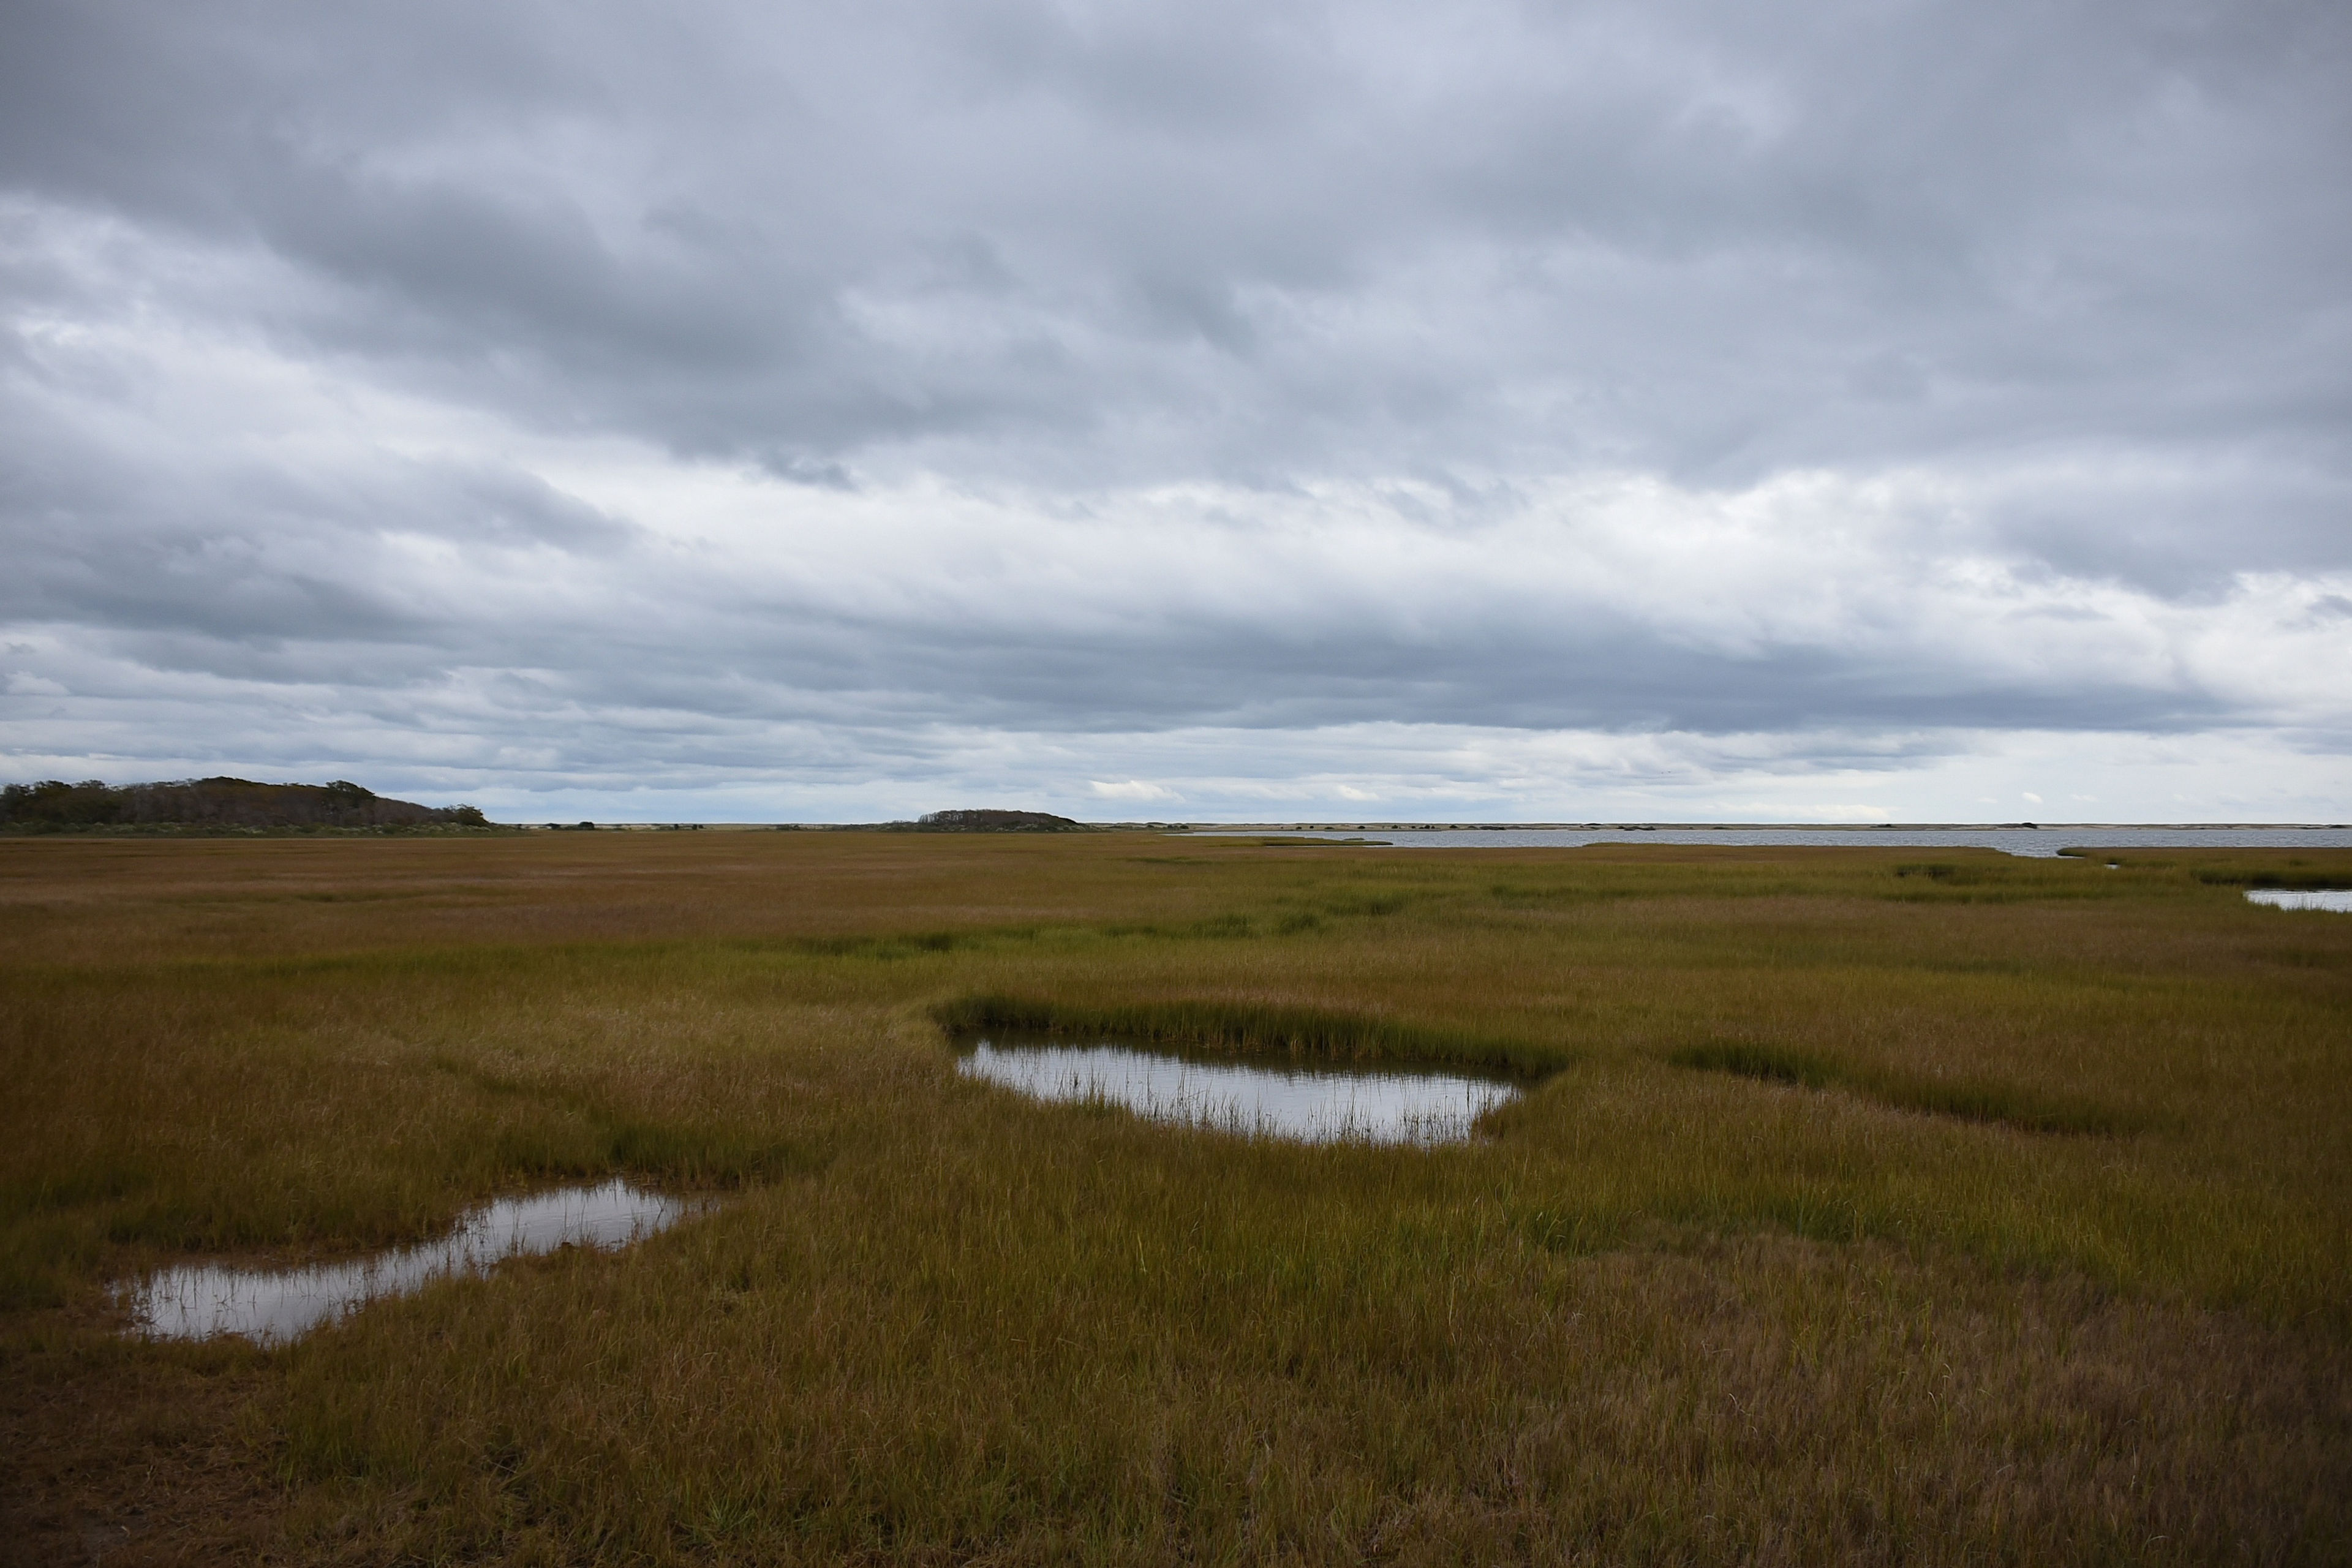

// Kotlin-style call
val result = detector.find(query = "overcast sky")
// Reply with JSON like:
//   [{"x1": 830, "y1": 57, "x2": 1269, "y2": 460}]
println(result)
[{"x1": 4, "y1": 0, "x2": 2347, "y2": 821}]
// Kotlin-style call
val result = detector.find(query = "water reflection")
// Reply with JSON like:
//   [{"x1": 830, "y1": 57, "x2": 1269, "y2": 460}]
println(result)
[
  {"x1": 1186, "y1": 827, "x2": 2352, "y2": 859},
  {"x1": 957, "y1": 1031, "x2": 1519, "y2": 1145},
  {"x1": 2245, "y1": 889, "x2": 2352, "y2": 913},
  {"x1": 123, "y1": 1178, "x2": 699, "y2": 1344}
]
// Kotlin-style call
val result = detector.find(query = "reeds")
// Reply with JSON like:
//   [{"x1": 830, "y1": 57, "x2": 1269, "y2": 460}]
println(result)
[{"x1": 932, "y1": 993, "x2": 1561, "y2": 1073}]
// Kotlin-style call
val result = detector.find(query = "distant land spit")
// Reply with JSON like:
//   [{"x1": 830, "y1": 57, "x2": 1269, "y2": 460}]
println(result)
[
  {"x1": 0, "y1": 777, "x2": 489, "y2": 832},
  {"x1": 530, "y1": 819, "x2": 2348, "y2": 832}
]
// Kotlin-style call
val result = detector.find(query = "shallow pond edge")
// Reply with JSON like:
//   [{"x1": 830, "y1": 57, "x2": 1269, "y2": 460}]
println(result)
[{"x1": 932, "y1": 993, "x2": 1567, "y2": 1077}]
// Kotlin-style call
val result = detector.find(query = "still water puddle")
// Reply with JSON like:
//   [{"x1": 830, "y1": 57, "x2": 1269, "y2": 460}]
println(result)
[
  {"x1": 957, "y1": 1031, "x2": 1520, "y2": 1145},
  {"x1": 122, "y1": 1179, "x2": 700, "y2": 1344},
  {"x1": 2245, "y1": 889, "x2": 2352, "y2": 913}
]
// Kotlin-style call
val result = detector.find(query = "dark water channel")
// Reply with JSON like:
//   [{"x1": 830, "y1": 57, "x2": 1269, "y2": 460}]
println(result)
[{"x1": 956, "y1": 1030, "x2": 1520, "y2": 1145}]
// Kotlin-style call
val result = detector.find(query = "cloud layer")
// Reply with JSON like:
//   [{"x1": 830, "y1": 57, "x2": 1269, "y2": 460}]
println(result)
[{"x1": 4, "y1": 0, "x2": 2348, "y2": 818}]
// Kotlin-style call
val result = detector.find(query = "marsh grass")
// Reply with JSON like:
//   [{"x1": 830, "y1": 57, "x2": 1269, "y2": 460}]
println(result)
[
  {"x1": 1666, "y1": 1041, "x2": 2145, "y2": 1134},
  {"x1": 2, "y1": 834, "x2": 2349, "y2": 1562},
  {"x1": 932, "y1": 993, "x2": 1559, "y2": 1074}
]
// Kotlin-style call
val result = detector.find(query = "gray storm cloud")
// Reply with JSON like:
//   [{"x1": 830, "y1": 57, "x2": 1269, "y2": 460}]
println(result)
[{"x1": 2, "y1": 0, "x2": 2347, "y2": 818}]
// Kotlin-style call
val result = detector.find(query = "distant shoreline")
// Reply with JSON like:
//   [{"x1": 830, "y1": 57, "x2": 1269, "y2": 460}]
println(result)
[
  {"x1": 492, "y1": 819, "x2": 2350, "y2": 832},
  {"x1": 10, "y1": 818, "x2": 2341, "y2": 835}
]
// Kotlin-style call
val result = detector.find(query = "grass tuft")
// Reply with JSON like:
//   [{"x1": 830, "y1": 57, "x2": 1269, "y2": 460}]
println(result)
[
  {"x1": 2195, "y1": 869, "x2": 2352, "y2": 890},
  {"x1": 932, "y1": 993, "x2": 1564, "y2": 1074},
  {"x1": 1670, "y1": 1041, "x2": 2147, "y2": 1136},
  {"x1": 1667, "y1": 1041, "x2": 1839, "y2": 1088}
]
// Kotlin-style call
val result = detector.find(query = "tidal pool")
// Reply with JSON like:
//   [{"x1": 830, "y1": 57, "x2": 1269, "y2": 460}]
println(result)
[
  {"x1": 2245, "y1": 888, "x2": 2352, "y2": 913},
  {"x1": 956, "y1": 1031, "x2": 1520, "y2": 1145},
  {"x1": 122, "y1": 1178, "x2": 700, "y2": 1344}
]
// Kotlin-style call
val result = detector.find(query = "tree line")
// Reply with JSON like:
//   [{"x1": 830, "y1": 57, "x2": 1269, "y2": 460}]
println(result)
[{"x1": 0, "y1": 777, "x2": 489, "y2": 831}]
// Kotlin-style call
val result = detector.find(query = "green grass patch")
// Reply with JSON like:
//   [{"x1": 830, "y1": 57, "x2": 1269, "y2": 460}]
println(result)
[
  {"x1": 1668, "y1": 1041, "x2": 2147, "y2": 1136},
  {"x1": 932, "y1": 993, "x2": 1565, "y2": 1074},
  {"x1": 1668, "y1": 1041, "x2": 1841, "y2": 1088},
  {"x1": 2195, "y1": 869, "x2": 2352, "y2": 890}
]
